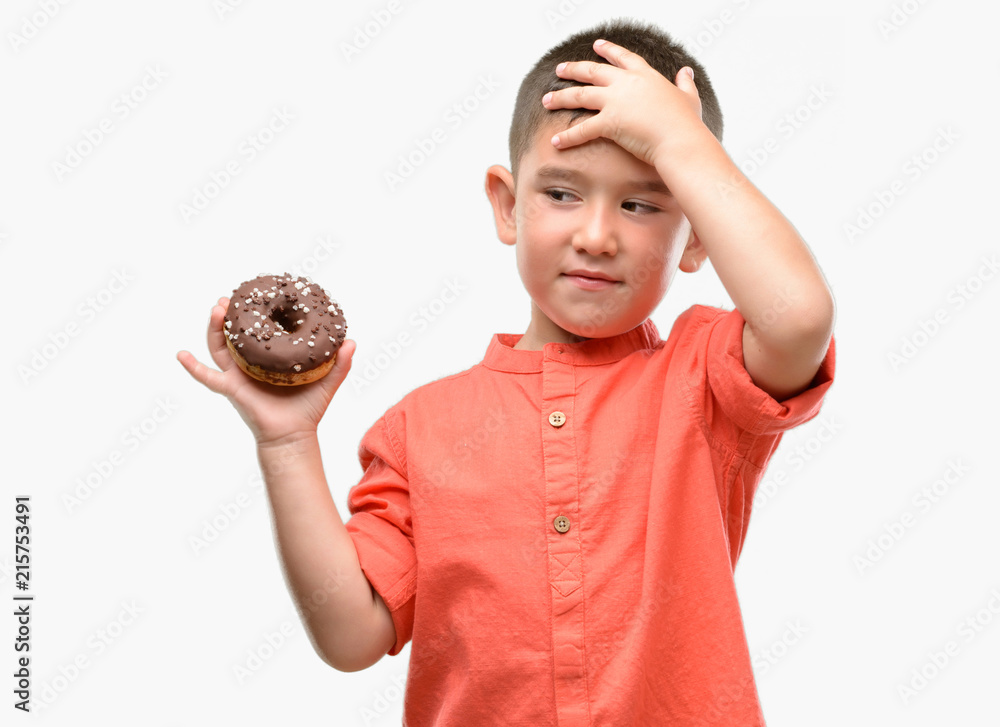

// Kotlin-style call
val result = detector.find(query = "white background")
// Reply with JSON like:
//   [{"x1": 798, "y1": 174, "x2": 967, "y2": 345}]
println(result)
[{"x1": 3, "y1": 0, "x2": 998, "y2": 724}]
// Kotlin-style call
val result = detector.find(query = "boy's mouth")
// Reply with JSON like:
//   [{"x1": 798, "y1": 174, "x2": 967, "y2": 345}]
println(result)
[{"x1": 562, "y1": 269, "x2": 619, "y2": 290}]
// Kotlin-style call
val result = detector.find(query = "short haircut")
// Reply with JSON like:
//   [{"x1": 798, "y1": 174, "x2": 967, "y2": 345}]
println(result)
[{"x1": 508, "y1": 17, "x2": 724, "y2": 183}]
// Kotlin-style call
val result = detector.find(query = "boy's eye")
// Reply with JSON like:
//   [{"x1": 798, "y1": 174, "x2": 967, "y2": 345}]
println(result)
[
  {"x1": 544, "y1": 189, "x2": 660, "y2": 214},
  {"x1": 622, "y1": 200, "x2": 659, "y2": 214},
  {"x1": 545, "y1": 189, "x2": 575, "y2": 203}
]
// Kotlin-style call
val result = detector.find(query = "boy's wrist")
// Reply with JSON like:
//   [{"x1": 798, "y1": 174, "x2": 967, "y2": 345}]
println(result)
[
  {"x1": 256, "y1": 429, "x2": 320, "y2": 453},
  {"x1": 255, "y1": 429, "x2": 323, "y2": 484},
  {"x1": 651, "y1": 123, "x2": 729, "y2": 186}
]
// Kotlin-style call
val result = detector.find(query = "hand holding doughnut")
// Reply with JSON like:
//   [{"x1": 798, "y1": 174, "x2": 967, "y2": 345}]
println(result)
[{"x1": 176, "y1": 275, "x2": 354, "y2": 445}]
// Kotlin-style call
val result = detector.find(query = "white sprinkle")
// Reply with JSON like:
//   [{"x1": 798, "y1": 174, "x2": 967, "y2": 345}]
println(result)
[
  {"x1": 297, "y1": 319, "x2": 304, "y2": 325},
  {"x1": 253, "y1": 310, "x2": 260, "y2": 316},
  {"x1": 294, "y1": 364, "x2": 301, "y2": 372},
  {"x1": 254, "y1": 321, "x2": 261, "y2": 328},
  {"x1": 302, "y1": 307, "x2": 310, "y2": 313},
  {"x1": 245, "y1": 298, "x2": 252, "y2": 305},
  {"x1": 235, "y1": 302, "x2": 240, "y2": 308},
  {"x1": 292, "y1": 304, "x2": 298, "y2": 310},
  {"x1": 294, "y1": 281, "x2": 304, "y2": 290},
  {"x1": 310, "y1": 334, "x2": 316, "y2": 339},
  {"x1": 329, "y1": 336, "x2": 335, "y2": 341},
  {"x1": 302, "y1": 287, "x2": 311, "y2": 296},
  {"x1": 327, "y1": 305, "x2": 336, "y2": 312},
  {"x1": 334, "y1": 324, "x2": 341, "y2": 329},
  {"x1": 238, "y1": 343, "x2": 243, "y2": 348},
  {"x1": 225, "y1": 320, "x2": 232, "y2": 329},
  {"x1": 268, "y1": 292, "x2": 276, "y2": 298},
  {"x1": 308, "y1": 341, "x2": 315, "y2": 347},
  {"x1": 292, "y1": 340, "x2": 299, "y2": 345},
  {"x1": 325, "y1": 351, "x2": 331, "y2": 356}
]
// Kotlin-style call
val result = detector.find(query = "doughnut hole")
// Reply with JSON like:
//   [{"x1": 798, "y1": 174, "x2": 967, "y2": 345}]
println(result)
[{"x1": 268, "y1": 305, "x2": 302, "y2": 334}]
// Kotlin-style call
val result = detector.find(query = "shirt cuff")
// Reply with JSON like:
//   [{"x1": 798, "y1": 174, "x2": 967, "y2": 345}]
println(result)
[{"x1": 705, "y1": 306, "x2": 836, "y2": 436}]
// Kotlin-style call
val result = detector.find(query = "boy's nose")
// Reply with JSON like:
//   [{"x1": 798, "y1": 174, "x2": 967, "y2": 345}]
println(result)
[{"x1": 572, "y1": 203, "x2": 619, "y2": 257}]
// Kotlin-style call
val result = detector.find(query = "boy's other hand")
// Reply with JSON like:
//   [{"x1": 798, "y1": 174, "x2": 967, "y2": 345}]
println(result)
[
  {"x1": 542, "y1": 38, "x2": 708, "y2": 170},
  {"x1": 176, "y1": 297, "x2": 356, "y2": 446}
]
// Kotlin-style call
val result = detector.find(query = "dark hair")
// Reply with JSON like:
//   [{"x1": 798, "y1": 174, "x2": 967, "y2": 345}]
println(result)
[{"x1": 508, "y1": 17, "x2": 723, "y2": 182}]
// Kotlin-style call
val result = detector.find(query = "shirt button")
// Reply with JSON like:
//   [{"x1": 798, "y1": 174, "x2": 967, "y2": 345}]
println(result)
[
  {"x1": 548, "y1": 411, "x2": 566, "y2": 428},
  {"x1": 553, "y1": 515, "x2": 571, "y2": 533}
]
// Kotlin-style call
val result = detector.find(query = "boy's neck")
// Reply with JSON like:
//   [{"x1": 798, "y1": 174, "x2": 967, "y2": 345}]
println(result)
[{"x1": 514, "y1": 305, "x2": 590, "y2": 350}]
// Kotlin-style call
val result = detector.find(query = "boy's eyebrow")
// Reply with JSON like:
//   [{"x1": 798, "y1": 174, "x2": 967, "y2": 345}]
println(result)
[{"x1": 533, "y1": 164, "x2": 672, "y2": 196}]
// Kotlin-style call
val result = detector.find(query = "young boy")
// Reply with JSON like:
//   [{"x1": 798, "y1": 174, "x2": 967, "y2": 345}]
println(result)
[{"x1": 178, "y1": 17, "x2": 835, "y2": 726}]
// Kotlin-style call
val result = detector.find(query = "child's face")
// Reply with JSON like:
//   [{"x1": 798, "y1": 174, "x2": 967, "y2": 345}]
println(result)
[{"x1": 487, "y1": 117, "x2": 704, "y2": 347}]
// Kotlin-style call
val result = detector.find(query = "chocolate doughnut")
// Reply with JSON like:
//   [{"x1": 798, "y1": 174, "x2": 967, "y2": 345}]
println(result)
[{"x1": 223, "y1": 273, "x2": 347, "y2": 386}]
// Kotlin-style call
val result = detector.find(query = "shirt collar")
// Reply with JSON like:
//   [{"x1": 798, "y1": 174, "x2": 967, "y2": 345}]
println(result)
[{"x1": 483, "y1": 319, "x2": 662, "y2": 373}]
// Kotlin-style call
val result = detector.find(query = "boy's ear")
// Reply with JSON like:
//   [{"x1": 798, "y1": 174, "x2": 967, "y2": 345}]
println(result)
[
  {"x1": 678, "y1": 227, "x2": 707, "y2": 273},
  {"x1": 485, "y1": 164, "x2": 517, "y2": 247}
]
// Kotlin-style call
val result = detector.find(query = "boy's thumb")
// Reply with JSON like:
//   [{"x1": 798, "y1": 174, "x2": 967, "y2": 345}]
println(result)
[{"x1": 677, "y1": 66, "x2": 695, "y2": 86}]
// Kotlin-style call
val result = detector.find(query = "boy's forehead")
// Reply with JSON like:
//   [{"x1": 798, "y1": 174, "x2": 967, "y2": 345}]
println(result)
[
  {"x1": 531, "y1": 115, "x2": 604, "y2": 152},
  {"x1": 519, "y1": 116, "x2": 661, "y2": 189},
  {"x1": 522, "y1": 117, "x2": 612, "y2": 171}
]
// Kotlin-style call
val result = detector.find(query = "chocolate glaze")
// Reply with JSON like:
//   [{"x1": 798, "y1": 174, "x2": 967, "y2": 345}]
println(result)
[{"x1": 224, "y1": 273, "x2": 346, "y2": 375}]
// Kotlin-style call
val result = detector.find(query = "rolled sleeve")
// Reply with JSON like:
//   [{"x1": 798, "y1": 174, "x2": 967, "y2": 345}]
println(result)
[
  {"x1": 345, "y1": 411, "x2": 417, "y2": 656},
  {"x1": 683, "y1": 305, "x2": 836, "y2": 441}
]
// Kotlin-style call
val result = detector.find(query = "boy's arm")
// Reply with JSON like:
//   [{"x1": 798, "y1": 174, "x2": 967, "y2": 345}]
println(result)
[
  {"x1": 177, "y1": 299, "x2": 395, "y2": 672},
  {"x1": 545, "y1": 40, "x2": 835, "y2": 401},
  {"x1": 255, "y1": 433, "x2": 397, "y2": 672},
  {"x1": 654, "y1": 126, "x2": 835, "y2": 402}
]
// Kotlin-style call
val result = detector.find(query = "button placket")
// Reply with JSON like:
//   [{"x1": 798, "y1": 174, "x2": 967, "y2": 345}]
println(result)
[{"x1": 540, "y1": 355, "x2": 589, "y2": 721}]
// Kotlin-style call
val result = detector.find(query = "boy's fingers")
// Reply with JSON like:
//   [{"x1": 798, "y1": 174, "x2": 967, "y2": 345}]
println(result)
[
  {"x1": 335, "y1": 339, "x2": 356, "y2": 374},
  {"x1": 554, "y1": 59, "x2": 616, "y2": 86},
  {"x1": 675, "y1": 67, "x2": 697, "y2": 91},
  {"x1": 592, "y1": 38, "x2": 646, "y2": 69},
  {"x1": 674, "y1": 68, "x2": 703, "y2": 115},
  {"x1": 550, "y1": 115, "x2": 601, "y2": 150},
  {"x1": 543, "y1": 84, "x2": 603, "y2": 113},
  {"x1": 207, "y1": 303, "x2": 236, "y2": 371},
  {"x1": 176, "y1": 350, "x2": 230, "y2": 395},
  {"x1": 314, "y1": 339, "x2": 356, "y2": 395}
]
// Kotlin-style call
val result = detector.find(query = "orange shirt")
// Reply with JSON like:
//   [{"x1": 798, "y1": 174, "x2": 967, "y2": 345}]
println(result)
[{"x1": 346, "y1": 305, "x2": 835, "y2": 726}]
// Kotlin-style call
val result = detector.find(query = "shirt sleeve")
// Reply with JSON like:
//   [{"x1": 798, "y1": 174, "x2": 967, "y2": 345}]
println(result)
[
  {"x1": 344, "y1": 407, "x2": 417, "y2": 656},
  {"x1": 680, "y1": 304, "x2": 836, "y2": 443}
]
